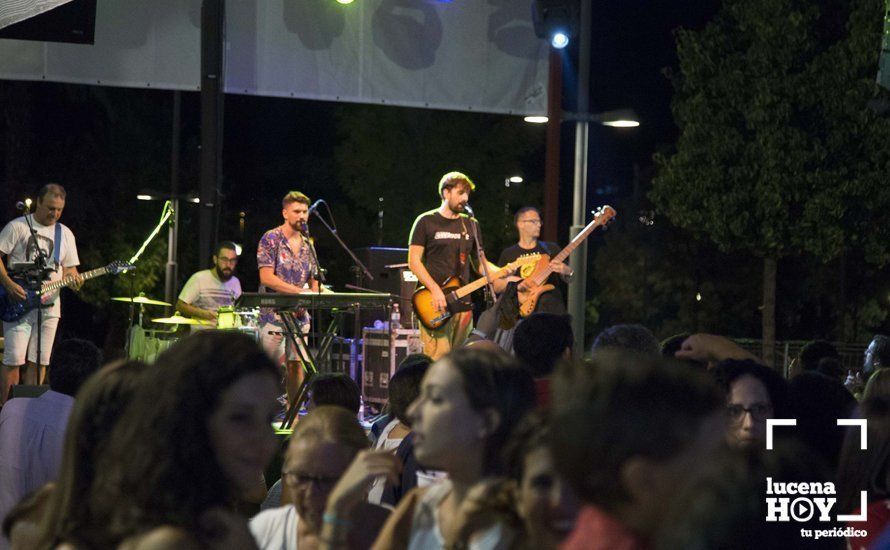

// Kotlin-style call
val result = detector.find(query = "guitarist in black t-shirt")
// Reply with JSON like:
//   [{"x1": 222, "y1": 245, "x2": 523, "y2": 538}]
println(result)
[
  {"x1": 495, "y1": 206, "x2": 573, "y2": 316},
  {"x1": 408, "y1": 172, "x2": 502, "y2": 359}
]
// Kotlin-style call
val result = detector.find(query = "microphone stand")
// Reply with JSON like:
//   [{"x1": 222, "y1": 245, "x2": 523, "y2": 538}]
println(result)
[
  {"x1": 309, "y1": 209, "x2": 374, "y2": 283},
  {"x1": 466, "y1": 208, "x2": 498, "y2": 305},
  {"x1": 21, "y1": 205, "x2": 52, "y2": 381}
]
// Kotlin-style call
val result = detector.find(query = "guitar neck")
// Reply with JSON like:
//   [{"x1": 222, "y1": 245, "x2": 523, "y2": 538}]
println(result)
[
  {"x1": 40, "y1": 267, "x2": 107, "y2": 294},
  {"x1": 454, "y1": 264, "x2": 517, "y2": 299},
  {"x1": 532, "y1": 218, "x2": 605, "y2": 285}
]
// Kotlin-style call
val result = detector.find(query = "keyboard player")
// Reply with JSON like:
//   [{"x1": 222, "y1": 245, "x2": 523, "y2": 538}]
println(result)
[{"x1": 256, "y1": 191, "x2": 319, "y2": 403}]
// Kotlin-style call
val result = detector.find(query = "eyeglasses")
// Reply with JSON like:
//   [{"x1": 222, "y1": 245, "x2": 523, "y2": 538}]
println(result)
[
  {"x1": 726, "y1": 403, "x2": 772, "y2": 423},
  {"x1": 281, "y1": 470, "x2": 340, "y2": 489},
  {"x1": 519, "y1": 219, "x2": 542, "y2": 225}
]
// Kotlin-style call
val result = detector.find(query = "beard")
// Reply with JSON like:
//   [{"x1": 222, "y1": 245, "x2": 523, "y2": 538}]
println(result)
[
  {"x1": 449, "y1": 202, "x2": 466, "y2": 215},
  {"x1": 215, "y1": 266, "x2": 233, "y2": 281}
]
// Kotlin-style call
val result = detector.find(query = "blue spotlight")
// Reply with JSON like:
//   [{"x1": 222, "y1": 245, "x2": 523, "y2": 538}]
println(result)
[{"x1": 551, "y1": 31, "x2": 569, "y2": 49}]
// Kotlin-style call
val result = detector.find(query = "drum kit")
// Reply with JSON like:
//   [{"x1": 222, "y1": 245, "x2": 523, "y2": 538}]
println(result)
[{"x1": 115, "y1": 293, "x2": 259, "y2": 363}]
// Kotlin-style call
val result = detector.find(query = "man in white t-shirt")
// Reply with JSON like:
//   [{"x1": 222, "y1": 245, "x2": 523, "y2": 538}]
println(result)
[
  {"x1": 176, "y1": 241, "x2": 242, "y2": 324},
  {"x1": 0, "y1": 184, "x2": 80, "y2": 403}
]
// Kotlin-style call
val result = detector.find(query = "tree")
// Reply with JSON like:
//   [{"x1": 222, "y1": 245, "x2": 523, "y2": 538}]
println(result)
[{"x1": 653, "y1": 0, "x2": 890, "y2": 364}]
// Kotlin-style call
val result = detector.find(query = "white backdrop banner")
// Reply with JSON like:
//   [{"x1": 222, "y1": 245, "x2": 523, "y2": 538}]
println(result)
[{"x1": 0, "y1": 0, "x2": 548, "y2": 115}]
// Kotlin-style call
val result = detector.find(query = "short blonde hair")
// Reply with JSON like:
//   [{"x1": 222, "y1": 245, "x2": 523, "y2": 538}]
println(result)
[
  {"x1": 282, "y1": 191, "x2": 310, "y2": 208},
  {"x1": 438, "y1": 171, "x2": 476, "y2": 198}
]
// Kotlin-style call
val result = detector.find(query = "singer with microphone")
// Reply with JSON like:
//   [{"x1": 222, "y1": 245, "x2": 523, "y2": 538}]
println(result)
[
  {"x1": 407, "y1": 171, "x2": 502, "y2": 359},
  {"x1": 256, "y1": 190, "x2": 319, "y2": 405},
  {"x1": 0, "y1": 184, "x2": 81, "y2": 403}
]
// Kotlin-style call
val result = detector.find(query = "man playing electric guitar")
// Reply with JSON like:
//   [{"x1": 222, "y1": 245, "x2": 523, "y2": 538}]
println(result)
[
  {"x1": 494, "y1": 206, "x2": 573, "y2": 316},
  {"x1": 0, "y1": 184, "x2": 81, "y2": 402},
  {"x1": 408, "y1": 172, "x2": 502, "y2": 359}
]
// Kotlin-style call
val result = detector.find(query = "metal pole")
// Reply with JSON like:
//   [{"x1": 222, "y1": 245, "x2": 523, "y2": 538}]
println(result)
[
  {"x1": 165, "y1": 91, "x2": 181, "y2": 312},
  {"x1": 165, "y1": 198, "x2": 180, "y2": 311},
  {"x1": 567, "y1": 0, "x2": 592, "y2": 357},
  {"x1": 200, "y1": 0, "x2": 224, "y2": 268},
  {"x1": 542, "y1": 47, "x2": 562, "y2": 243}
]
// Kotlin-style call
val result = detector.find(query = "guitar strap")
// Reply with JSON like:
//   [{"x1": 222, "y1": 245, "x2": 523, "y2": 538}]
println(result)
[{"x1": 54, "y1": 222, "x2": 62, "y2": 268}]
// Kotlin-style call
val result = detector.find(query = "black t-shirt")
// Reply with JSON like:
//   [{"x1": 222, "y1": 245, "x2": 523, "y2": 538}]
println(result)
[
  {"x1": 409, "y1": 210, "x2": 478, "y2": 286},
  {"x1": 498, "y1": 241, "x2": 567, "y2": 315}
]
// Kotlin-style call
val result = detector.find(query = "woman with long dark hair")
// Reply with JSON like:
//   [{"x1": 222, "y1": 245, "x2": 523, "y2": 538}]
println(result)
[{"x1": 81, "y1": 331, "x2": 281, "y2": 548}]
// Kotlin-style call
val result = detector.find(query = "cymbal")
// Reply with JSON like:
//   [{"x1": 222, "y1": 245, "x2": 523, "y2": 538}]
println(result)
[
  {"x1": 112, "y1": 296, "x2": 172, "y2": 306},
  {"x1": 151, "y1": 315, "x2": 212, "y2": 326}
]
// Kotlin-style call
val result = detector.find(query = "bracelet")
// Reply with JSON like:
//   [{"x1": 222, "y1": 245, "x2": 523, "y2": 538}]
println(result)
[{"x1": 323, "y1": 512, "x2": 353, "y2": 529}]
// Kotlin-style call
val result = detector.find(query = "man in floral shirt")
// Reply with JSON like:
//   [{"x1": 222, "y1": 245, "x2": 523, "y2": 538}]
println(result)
[{"x1": 257, "y1": 190, "x2": 319, "y2": 403}]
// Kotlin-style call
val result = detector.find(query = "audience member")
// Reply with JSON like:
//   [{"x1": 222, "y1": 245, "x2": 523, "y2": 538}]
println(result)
[
  {"x1": 864, "y1": 334, "x2": 890, "y2": 380},
  {"x1": 1, "y1": 483, "x2": 54, "y2": 550},
  {"x1": 369, "y1": 358, "x2": 430, "y2": 505},
  {"x1": 551, "y1": 351, "x2": 724, "y2": 550},
  {"x1": 251, "y1": 406, "x2": 391, "y2": 549},
  {"x1": 34, "y1": 359, "x2": 147, "y2": 548},
  {"x1": 0, "y1": 338, "x2": 102, "y2": 547},
  {"x1": 863, "y1": 368, "x2": 890, "y2": 402},
  {"x1": 788, "y1": 371, "x2": 856, "y2": 471},
  {"x1": 368, "y1": 347, "x2": 536, "y2": 549},
  {"x1": 655, "y1": 443, "x2": 840, "y2": 550},
  {"x1": 837, "y1": 397, "x2": 890, "y2": 550},
  {"x1": 590, "y1": 324, "x2": 661, "y2": 357},
  {"x1": 512, "y1": 313, "x2": 572, "y2": 407},
  {"x1": 798, "y1": 340, "x2": 840, "y2": 373},
  {"x1": 308, "y1": 373, "x2": 361, "y2": 415},
  {"x1": 710, "y1": 359, "x2": 791, "y2": 449},
  {"x1": 84, "y1": 331, "x2": 281, "y2": 548},
  {"x1": 368, "y1": 354, "x2": 432, "y2": 443}
]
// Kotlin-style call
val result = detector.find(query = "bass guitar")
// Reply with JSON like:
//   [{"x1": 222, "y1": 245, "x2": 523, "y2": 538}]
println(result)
[
  {"x1": 0, "y1": 260, "x2": 134, "y2": 322},
  {"x1": 412, "y1": 254, "x2": 541, "y2": 330},
  {"x1": 518, "y1": 206, "x2": 616, "y2": 317}
]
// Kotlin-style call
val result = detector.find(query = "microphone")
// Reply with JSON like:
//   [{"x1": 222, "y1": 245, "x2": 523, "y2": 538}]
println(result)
[
  {"x1": 299, "y1": 221, "x2": 310, "y2": 235},
  {"x1": 15, "y1": 201, "x2": 27, "y2": 211},
  {"x1": 308, "y1": 199, "x2": 324, "y2": 216},
  {"x1": 463, "y1": 204, "x2": 475, "y2": 217}
]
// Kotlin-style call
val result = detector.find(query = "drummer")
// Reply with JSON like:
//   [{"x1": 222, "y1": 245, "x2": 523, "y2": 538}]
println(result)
[{"x1": 176, "y1": 241, "x2": 242, "y2": 325}]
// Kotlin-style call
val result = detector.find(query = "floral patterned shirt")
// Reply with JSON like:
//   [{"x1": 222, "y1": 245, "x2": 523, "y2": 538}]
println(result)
[{"x1": 256, "y1": 227, "x2": 317, "y2": 325}]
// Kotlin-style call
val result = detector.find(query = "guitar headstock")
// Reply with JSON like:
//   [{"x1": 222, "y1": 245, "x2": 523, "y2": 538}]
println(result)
[
  {"x1": 106, "y1": 260, "x2": 136, "y2": 274},
  {"x1": 511, "y1": 253, "x2": 542, "y2": 268},
  {"x1": 592, "y1": 205, "x2": 617, "y2": 225}
]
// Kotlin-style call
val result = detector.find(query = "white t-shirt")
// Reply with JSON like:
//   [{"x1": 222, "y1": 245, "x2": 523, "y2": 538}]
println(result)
[
  {"x1": 178, "y1": 269, "x2": 242, "y2": 312},
  {"x1": 0, "y1": 215, "x2": 79, "y2": 317},
  {"x1": 250, "y1": 504, "x2": 299, "y2": 550},
  {"x1": 368, "y1": 419, "x2": 405, "y2": 505}
]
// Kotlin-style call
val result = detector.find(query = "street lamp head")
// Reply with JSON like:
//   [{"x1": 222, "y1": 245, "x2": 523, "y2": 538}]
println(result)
[
  {"x1": 603, "y1": 119, "x2": 640, "y2": 128},
  {"x1": 524, "y1": 115, "x2": 549, "y2": 124}
]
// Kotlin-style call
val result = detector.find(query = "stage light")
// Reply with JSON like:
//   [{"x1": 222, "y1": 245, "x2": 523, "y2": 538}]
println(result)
[
  {"x1": 696, "y1": 292, "x2": 702, "y2": 302},
  {"x1": 335, "y1": 0, "x2": 354, "y2": 4},
  {"x1": 524, "y1": 115, "x2": 549, "y2": 124},
  {"x1": 136, "y1": 194, "x2": 153, "y2": 201},
  {"x1": 508, "y1": 176, "x2": 524, "y2": 183},
  {"x1": 551, "y1": 31, "x2": 569, "y2": 49},
  {"x1": 233, "y1": 243, "x2": 243, "y2": 256},
  {"x1": 532, "y1": 1, "x2": 577, "y2": 50}
]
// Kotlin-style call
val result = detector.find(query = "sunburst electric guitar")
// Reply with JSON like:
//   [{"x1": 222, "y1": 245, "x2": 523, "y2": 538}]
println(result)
[
  {"x1": 412, "y1": 254, "x2": 541, "y2": 331},
  {"x1": 517, "y1": 205, "x2": 616, "y2": 317}
]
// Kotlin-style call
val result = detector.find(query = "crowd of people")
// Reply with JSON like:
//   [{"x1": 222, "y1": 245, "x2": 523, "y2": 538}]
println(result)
[{"x1": 0, "y1": 321, "x2": 887, "y2": 550}]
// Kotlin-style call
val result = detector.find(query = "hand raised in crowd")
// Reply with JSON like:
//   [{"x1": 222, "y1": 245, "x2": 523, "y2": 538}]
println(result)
[
  {"x1": 674, "y1": 333, "x2": 760, "y2": 366},
  {"x1": 324, "y1": 449, "x2": 402, "y2": 516}
]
